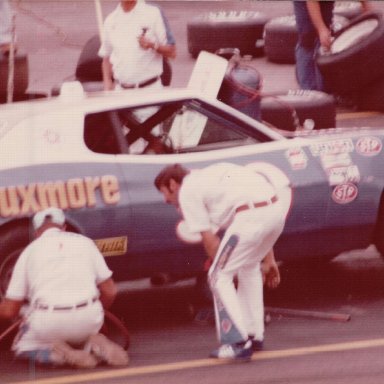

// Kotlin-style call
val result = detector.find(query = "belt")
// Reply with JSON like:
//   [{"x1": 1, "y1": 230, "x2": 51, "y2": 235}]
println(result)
[
  {"x1": 34, "y1": 297, "x2": 98, "y2": 311},
  {"x1": 119, "y1": 76, "x2": 159, "y2": 89},
  {"x1": 235, "y1": 195, "x2": 278, "y2": 213}
]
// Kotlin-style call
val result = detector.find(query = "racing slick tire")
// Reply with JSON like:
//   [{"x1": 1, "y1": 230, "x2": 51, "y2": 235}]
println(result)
[
  {"x1": 0, "y1": 225, "x2": 31, "y2": 299},
  {"x1": 260, "y1": 90, "x2": 336, "y2": 131},
  {"x1": 316, "y1": 11, "x2": 384, "y2": 96},
  {"x1": 75, "y1": 35, "x2": 103, "y2": 83},
  {"x1": 333, "y1": 1, "x2": 363, "y2": 20},
  {"x1": 264, "y1": 15, "x2": 349, "y2": 64},
  {"x1": 0, "y1": 51, "x2": 29, "y2": 102},
  {"x1": 187, "y1": 11, "x2": 269, "y2": 58}
]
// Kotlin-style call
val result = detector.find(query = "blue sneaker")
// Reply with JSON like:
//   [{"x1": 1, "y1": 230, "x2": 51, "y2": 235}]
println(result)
[{"x1": 209, "y1": 340, "x2": 253, "y2": 361}]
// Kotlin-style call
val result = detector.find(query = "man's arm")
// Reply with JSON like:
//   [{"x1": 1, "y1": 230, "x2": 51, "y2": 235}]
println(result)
[
  {"x1": 138, "y1": 36, "x2": 176, "y2": 59},
  {"x1": 261, "y1": 249, "x2": 281, "y2": 289},
  {"x1": 306, "y1": 1, "x2": 332, "y2": 51},
  {"x1": 0, "y1": 298, "x2": 23, "y2": 320},
  {"x1": 101, "y1": 57, "x2": 115, "y2": 90},
  {"x1": 97, "y1": 277, "x2": 118, "y2": 310},
  {"x1": 201, "y1": 230, "x2": 221, "y2": 261}
]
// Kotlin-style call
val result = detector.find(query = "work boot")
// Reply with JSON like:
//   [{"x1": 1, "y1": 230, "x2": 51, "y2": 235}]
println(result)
[
  {"x1": 85, "y1": 333, "x2": 129, "y2": 366},
  {"x1": 52, "y1": 341, "x2": 98, "y2": 368}
]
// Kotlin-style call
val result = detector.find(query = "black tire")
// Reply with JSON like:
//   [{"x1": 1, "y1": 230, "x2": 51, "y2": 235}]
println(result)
[
  {"x1": 317, "y1": 11, "x2": 384, "y2": 96},
  {"x1": 75, "y1": 35, "x2": 103, "y2": 83},
  {"x1": 357, "y1": 76, "x2": 384, "y2": 112},
  {"x1": 0, "y1": 51, "x2": 28, "y2": 99},
  {"x1": 264, "y1": 15, "x2": 349, "y2": 65},
  {"x1": 264, "y1": 15, "x2": 298, "y2": 64},
  {"x1": 333, "y1": 1, "x2": 362, "y2": 20},
  {"x1": 260, "y1": 90, "x2": 336, "y2": 131},
  {"x1": 0, "y1": 225, "x2": 31, "y2": 299},
  {"x1": 187, "y1": 11, "x2": 268, "y2": 58}
]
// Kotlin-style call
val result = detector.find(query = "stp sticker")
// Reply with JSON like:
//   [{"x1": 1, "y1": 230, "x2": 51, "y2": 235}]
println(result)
[
  {"x1": 332, "y1": 183, "x2": 358, "y2": 204},
  {"x1": 356, "y1": 136, "x2": 382, "y2": 156}
]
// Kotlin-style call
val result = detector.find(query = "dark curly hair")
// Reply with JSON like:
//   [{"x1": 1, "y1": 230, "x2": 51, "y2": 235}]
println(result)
[{"x1": 154, "y1": 164, "x2": 190, "y2": 190}]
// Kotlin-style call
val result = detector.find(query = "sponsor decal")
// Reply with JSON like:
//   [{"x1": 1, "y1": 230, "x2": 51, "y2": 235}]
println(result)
[
  {"x1": 221, "y1": 318, "x2": 232, "y2": 334},
  {"x1": 320, "y1": 153, "x2": 352, "y2": 169},
  {"x1": 327, "y1": 165, "x2": 360, "y2": 186},
  {"x1": 0, "y1": 175, "x2": 120, "y2": 218},
  {"x1": 94, "y1": 236, "x2": 127, "y2": 257},
  {"x1": 356, "y1": 136, "x2": 382, "y2": 157},
  {"x1": 310, "y1": 139, "x2": 354, "y2": 157},
  {"x1": 285, "y1": 147, "x2": 308, "y2": 170},
  {"x1": 332, "y1": 183, "x2": 358, "y2": 204}
]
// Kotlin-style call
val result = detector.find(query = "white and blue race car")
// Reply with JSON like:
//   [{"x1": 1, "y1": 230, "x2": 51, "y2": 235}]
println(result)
[{"x1": 0, "y1": 84, "x2": 383, "y2": 295}]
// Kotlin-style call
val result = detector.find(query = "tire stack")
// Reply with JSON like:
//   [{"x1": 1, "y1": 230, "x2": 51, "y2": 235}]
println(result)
[
  {"x1": 316, "y1": 11, "x2": 384, "y2": 112},
  {"x1": 187, "y1": 11, "x2": 269, "y2": 58}
]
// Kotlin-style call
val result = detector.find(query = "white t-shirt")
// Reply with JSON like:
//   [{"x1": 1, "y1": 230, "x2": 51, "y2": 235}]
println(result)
[
  {"x1": 98, "y1": 2, "x2": 167, "y2": 84},
  {"x1": 179, "y1": 163, "x2": 277, "y2": 233},
  {"x1": 6, "y1": 228, "x2": 112, "y2": 306}
]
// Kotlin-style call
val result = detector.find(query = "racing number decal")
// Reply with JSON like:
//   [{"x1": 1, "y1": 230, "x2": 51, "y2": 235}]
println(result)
[{"x1": 0, "y1": 175, "x2": 120, "y2": 218}]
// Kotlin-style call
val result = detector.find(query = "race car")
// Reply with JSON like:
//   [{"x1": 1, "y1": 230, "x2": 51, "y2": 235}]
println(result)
[{"x1": 0, "y1": 83, "x2": 384, "y2": 296}]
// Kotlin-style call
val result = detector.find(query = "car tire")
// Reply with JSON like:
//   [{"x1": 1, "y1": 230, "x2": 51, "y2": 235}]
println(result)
[
  {"x1": 316, "y1": 11, "x2": 384, "y2": 96},
  {"x1": 0, "y1": 51, "x2": 29, "y2": 101},
  {"x1": 260, "y1": 90, "x2": 336, "y2": 131},
  {"x1": 187, "y1": 11, "x2": 269, "y2": 58},
  {"x1": 264, "y1": 15, "x2": 349, "y2": 64},
  {"x1": 75, "y1": 35, "x2": 103, "y2": 83},
  {"x1": 333, "y1": 1, "x2": 362, "y2": 20},
  {"x1": 264, "y1": 15, "x2": 298, "y2": 64},
  {"x1": 0, "y1": 226, "x2": 31, "y2": 299}
]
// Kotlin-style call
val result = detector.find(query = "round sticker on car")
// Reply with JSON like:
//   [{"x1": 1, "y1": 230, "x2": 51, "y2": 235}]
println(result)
[
  {"x1": 332, "y1": 183, "x2": 358, "y2": 204},
  {"x1": 356, "y1": 136, "x2": 382, "y2": 156}
]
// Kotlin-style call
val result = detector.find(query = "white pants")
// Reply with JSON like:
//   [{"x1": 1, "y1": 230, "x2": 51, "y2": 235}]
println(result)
[
  {"x1": 208, "y1": 199, "x2": 286, "y2": 344},
  {"x1": 13, "y1": 301, "x2": 104, "y2": 353}
]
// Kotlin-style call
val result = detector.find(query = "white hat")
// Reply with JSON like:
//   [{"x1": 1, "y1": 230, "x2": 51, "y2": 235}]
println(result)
[{"x1": 32, "y1": 207, "x2": 66, "y2": 230}]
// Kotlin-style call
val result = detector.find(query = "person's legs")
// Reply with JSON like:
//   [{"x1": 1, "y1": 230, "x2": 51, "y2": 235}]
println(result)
[
  {"x1": 293, "y1": 1, "x2": 319, "y2": 90},
  {"x1": 237, "y1": 263, "x2": 264, "y2": 343}
]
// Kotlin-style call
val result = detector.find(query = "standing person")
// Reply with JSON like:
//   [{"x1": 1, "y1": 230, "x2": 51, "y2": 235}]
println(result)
[
  {"x1": 98, "y1": 0, "x2": 176, "y2": 153},
  {"x1": 294, "y1": 1, "x2": 371, "y2": 91},
  {"x1": 0, "y1": 207, "x2": 129, "y2": 368},
  {"x1": 98, "y1": 0, "x2": 176, "y2": 92},
  {"x1": 0, "y1": 0, "x2": 15, "y2": 55},
  {"x1": 154, "y1": 163, "x2": 288, "y2": 361}
]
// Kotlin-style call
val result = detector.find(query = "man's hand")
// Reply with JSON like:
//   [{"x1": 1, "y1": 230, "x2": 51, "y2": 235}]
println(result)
[{"x1": 261, "y1": 249, "x2": 281, "y2": 289}]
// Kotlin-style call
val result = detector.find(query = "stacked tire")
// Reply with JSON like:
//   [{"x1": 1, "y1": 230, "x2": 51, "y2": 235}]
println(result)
[
  {"x1": 316, "y1": 11, "x2": 384, "y2": 111},
  {"x1": 187, "y1": 11, "x2": 269, "y2": 58},
  {"x1": 261, "y1": 90, "x2": 336, "y2": 131}
]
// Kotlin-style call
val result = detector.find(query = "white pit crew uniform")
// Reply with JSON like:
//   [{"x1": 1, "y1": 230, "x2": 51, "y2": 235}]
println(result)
[
  {"x1": 179, "y1": 163, "x2": 289, "y2": 344},
  {"x1": 6, "y1": 228, "x2": 112, "y2": 355}
]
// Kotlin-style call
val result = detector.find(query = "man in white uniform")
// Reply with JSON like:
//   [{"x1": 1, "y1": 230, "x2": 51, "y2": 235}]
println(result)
[
  {"x1": 98, "y1": 0, "x2": 176, "y2": 153},
  {"x1": 155, "y1": 163, "x2": 288, "y2": 361},
  {"x1": 0, "y1": 207, "x2": 129, "y2": 368}
]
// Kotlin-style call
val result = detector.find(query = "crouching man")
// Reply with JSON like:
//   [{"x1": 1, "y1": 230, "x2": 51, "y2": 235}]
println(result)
[{"x1": 0, "y1": 207, "x2": 129, "y2": 368}]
